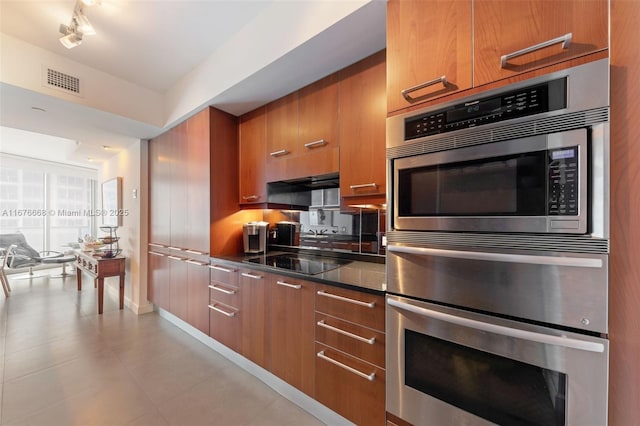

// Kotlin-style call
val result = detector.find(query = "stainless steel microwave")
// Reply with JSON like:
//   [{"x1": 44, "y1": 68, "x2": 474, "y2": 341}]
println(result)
[{"x1": 387, "y1": 59, "x2": 610, "y2": 236}]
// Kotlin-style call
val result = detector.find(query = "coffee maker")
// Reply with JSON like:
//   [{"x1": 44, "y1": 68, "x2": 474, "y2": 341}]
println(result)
[{"x1": 243, "y1": 221, "x2": 268, "y2": 254}]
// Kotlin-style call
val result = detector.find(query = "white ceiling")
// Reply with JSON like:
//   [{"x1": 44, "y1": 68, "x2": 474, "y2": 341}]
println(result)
[{"x1": 0, "y1": 0, "x2": 386, "y2": 167}]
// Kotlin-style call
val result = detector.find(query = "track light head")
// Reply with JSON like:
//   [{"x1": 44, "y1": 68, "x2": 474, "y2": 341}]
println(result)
[{"x1": 59, "y1": 23, "x2": 83, "y2": 49}]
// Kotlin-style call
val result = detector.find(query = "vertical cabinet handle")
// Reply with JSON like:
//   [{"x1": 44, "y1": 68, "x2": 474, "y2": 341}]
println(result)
[
  {"x1": 317, "y1": 290, "x2": 375, "y2": 308},
  {"x1": 276, "y1": 280, "x2": 302, "y2": 289},
  {"x1": 317, "y1": 350, "x2": 375, "y2": 381},
  {"x1": 401, "y1": 76, "x2": 448, "y2": 102},
  {"x1": 303, "y1": 139, "x2": 328, "y2": 149},
  {"x1": 501, "y1": 33, "x2": 572, "y2": 68}
]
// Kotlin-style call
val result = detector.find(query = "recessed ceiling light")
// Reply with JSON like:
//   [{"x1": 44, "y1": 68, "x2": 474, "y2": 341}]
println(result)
[
  {"x1": 87, "y1": 157, "x2": 94, "y2": 162},
  {"x1": 31, "y1": 107, "x2": 46, "y2": 112},
  {"x1": 102, "y1": 145, "x2": 111, "y2": 150}
]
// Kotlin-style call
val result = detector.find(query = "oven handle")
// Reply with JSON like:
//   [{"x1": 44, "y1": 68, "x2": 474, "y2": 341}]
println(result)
[
  {"x1": 387, "y1": 245, "x2": 603, "y2": 268},
  {"x1": 387, "y1": 298, "x2": 605, "y2": 353}
]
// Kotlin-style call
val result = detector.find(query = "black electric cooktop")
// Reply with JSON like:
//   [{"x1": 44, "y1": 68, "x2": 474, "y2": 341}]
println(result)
[{"x1": 244, "y1": 253, "x2": 351, "y2": 275}]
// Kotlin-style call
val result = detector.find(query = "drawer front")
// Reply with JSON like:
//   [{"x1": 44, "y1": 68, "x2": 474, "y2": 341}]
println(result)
[
  {"x1": 315, "y1": 343, "x2": 386, "y2": 426},
  {"x1": 208, "y1": 282, "x2": 240, "y2": 308},
  {"x1": 315, "y1": 313, "x2": 385, "y2": 368},
  {"x1": 209, "y1": 263, "x2": 238, "y2": 286},
  {"x1": 315, "y1": 284, "x2": 385, "y2": 332},
  {"x1": 208, "y1": 301, "x2": 241, "y2": 353}
]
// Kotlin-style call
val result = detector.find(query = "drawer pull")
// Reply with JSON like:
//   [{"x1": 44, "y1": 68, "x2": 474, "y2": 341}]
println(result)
[
  {"x1": 317, "y1": 290, "x2": 375, "y2": 308},
  {"x1": 349, "y1": 183, "x2": 377, "y2": 190},
  {"x1": 241, "y1": 272, "x2": 262, "y2": 280},
  {"x1": 209, "y1": 265, "x2": 236, "y2": 273},
  {"x1": 185, "y1": 259, "x2": 207, "y2": 266},
  {"x1": 148, "y1": 243, "x2": 166, "y2": 248},
  {"x1": 185, "y1": 249, "x2": 208, "y2": 255},
  {"x1": 167, "y1": 255, "x2": 183, "y2": 261},
  {"x1": 208, "y1": 284, "x2": 237, "y2": 295},
  {"x1": 317, "y1": 320, "x2": 375, "y2": 345},
  {"x1": 317, "y1": 350, "x2": 375, "y2": 381},
  {"x1": 401, "y1": 75, "x2": 448, "y2": 102},
  {"x1": 148, "y1": 251, "x2": 165, "y2": 257},
  {"x1": 501, "y1": 32, "x2": 572, "y2": 68},
  {"x1": 208, "y1": 304, "x2": 236, "y2": 317},
  {"x1": 304, "y1": 139, "x2": 328, "y2": 149},
  {"x1": 276, "y1": 280, "x2": 301, "y2": 289},
  {"x1": 242, "y1": 195, "x2": 259, "y2": 201},
  {"x1": 167, "y1": 246, "x2": 183, "y2": 251},
  {"x1": 269, "y1": 149, "x2": 289, "y2": 157}
]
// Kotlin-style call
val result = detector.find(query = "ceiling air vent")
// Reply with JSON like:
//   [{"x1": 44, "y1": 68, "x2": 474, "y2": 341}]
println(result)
[{"x1": 44, "y1": 67, "x2": 81, "y2": 96}]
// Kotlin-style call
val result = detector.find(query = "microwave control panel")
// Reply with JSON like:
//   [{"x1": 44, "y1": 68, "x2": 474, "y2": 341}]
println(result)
[
  {"x1": 405, "y1": 78, "x2": 567, "y2": 141},
  {"x1": 548, "y1": 147, "x2": 579, "y2": 216}
]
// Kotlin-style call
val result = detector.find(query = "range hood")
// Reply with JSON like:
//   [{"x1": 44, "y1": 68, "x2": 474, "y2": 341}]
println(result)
[{"x1": 267, "y1": 173, "x2": 339, "y2": 209}]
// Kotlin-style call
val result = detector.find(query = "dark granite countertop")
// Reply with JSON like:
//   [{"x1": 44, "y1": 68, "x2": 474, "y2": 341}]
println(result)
[{"x1": 210, "y1": 251, "x2": 386, "y2": 294}]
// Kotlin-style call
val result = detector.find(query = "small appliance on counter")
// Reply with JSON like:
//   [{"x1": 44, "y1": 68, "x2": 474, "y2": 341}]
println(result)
[
  {"x1": 243, "y1": 221, "x2": 269, "y2": 254},
  {"x1": 275, "y1": 221, "x2": 300, "y2": 246}
]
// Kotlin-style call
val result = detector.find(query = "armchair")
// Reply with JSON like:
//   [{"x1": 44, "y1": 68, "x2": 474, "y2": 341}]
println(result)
[{"x1": 0, "y1": 233, "x2": 63, "y2": 284}]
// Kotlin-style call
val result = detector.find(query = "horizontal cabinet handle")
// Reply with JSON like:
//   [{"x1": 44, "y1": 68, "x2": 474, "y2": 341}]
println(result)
[
  {"x1": 185, "y1": 259, "x2": 207, "y2": 266},
  {"x1": 276, "y1": 280, "x2": 301, "y2": 289},
  {"x1": 269, "y1": 149, "x2": 289, "y2": 157},
  {"x1": 208, "y1": 304, "x2": 236, "y2": 317},
  {"x1": 208, "y1": 265, "x2": 236, "y2": 273},
  {"x1": 241, "y1": 272, "x2": 262, "y2": 280},
  {"x1": 317, "y1": 290, "x2": 375, "y2": 308},
  {"x1": 242, "y1": 195, "x2": 259, "y2": 201},
  {"x1": 501, "y1": 32, "x2": 572, "y2": 68},
  {"x1": 148, "y1": 243, "x2": 166, "y2": 248},
  {"x1": 317, "y1": 350, "x2": 375, "y2": 381},
  {"x1": 148, "y1": 251, "x2": 165, "y2": 257},
  {"x1": 167, "y1": 255, "x2": 183, "y2": 261},
  {"x1": 167, "y1": 246, "x2": 183, "y2": 251},
  {"x1": 304, "y1": 139, "x2": 328, "y2": 149},
  {"x1": 317, "y1": 320, "x2": 375, "y2": 344},
  {"x1": 185, "y1": 249, "x2": 208, "y2": 255},
  {"x1": 208, "y1": 284, "x2": 237, "y2": 295},
  {"x1": 401, "y1": 75, "x2": 448, "y2": 102},
  {"x1": 349, "y1": 183, "x2": 377, "y2": 190}
]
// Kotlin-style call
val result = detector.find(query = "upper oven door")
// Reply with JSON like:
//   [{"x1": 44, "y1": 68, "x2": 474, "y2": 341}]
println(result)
[{"x1": 392, "y1": 128, "x2": 588, "y2": 233}]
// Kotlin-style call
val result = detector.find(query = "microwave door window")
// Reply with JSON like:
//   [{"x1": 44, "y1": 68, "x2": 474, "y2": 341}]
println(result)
[{"x1": 398, "y1": 152, "x2": 547, "y2": 217}]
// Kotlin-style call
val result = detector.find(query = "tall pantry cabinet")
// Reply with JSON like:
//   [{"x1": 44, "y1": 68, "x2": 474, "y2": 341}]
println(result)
[{"x1": 148, "y1": 107, "x2": 239, "y2": 331}]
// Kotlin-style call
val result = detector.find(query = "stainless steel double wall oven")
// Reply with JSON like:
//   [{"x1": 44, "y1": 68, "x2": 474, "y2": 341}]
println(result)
[{"x1": 386, "y1": 59, "x2": 610, "y2": 426}]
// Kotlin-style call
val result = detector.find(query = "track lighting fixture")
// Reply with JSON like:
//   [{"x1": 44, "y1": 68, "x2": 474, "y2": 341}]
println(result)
[{"x1": 59, "y1": 0, "x2": 97, "y2": 49}]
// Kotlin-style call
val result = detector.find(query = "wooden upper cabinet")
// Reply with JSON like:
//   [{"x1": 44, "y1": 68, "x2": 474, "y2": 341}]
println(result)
[
  {"x1": 339, "y1": 51, "x2": 387, "y2": 200},
  {"x1": 474, "y1": 0, "x2": 608, "y2": 87},
  {"x1": 298, "y1": 74, "x2": 339, "y2": 152},
  {"x1": 149, "y1": 132, "x2": 171, "y2": 245},
  {"x1": 186, "y1": 109, "x2": 211, "y2": 253},
  {"x1": 266, "y1": 92, "x2": 298, "y2": 163},
  {"x1": 473, "y1": 0, "x2": 608, "y2": 86},
  {"x1": 386, "y1": 0, "x2": 472, "y2": 113},
  {"x1": 239, "y1": 107, "x2": 267, "y2": 205},
  {"x1": 170, "y1": 122, "x2": 188, "y2": 249}
]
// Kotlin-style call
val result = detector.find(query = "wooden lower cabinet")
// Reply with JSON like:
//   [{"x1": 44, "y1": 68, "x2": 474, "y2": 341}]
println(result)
[
  {"x1": 148, "y1": 250, "x2": 170, "y2": 310},
  {"x1": 239, "y1": 269, "x2": 271, "y2": 369},
  {"x1": 315, "y1": 343, "x2": 386, "y2": 426},
  {"x1": 186, "y1": 261, "x2": 210, "y2": 334},
  {"x1": 168, "y1": 256, "x2": 188, "y2": 321},
  {"x1": 270, "y1": 274, "x2": 315, "y2": 396},
  {"x1": 209, "y1": 264, "x2": 241, "y2": 353}
]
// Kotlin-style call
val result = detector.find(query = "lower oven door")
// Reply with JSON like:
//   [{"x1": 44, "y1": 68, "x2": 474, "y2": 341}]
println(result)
[{"x1": 386, "y1": 295, "x2": 608, "y2": 426}]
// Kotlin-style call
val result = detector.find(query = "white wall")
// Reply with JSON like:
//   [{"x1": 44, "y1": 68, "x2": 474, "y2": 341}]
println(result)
[{"x1": 99, "y1": 141, "x2": 152, "y2": 314}]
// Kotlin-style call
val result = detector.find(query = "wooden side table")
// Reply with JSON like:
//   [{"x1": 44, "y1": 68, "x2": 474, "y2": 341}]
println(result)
[{"x1": 74, "y1": 251, "x2": 126, "y2": 314}]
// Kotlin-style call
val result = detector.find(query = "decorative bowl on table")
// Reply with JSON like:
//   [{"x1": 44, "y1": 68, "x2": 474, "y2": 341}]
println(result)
[
  {"x1": 81, "y1": 241, "x2": 104, "y2": 251},
  {"x1": 93, "y1": 248, "x2": 122, "y2": 258}
]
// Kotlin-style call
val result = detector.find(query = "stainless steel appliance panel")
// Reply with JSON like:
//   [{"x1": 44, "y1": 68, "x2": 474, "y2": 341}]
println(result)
[
  {"x1": 387, "y1": 244, "x2": 608, "y2": 333},
  {"x1": 386, "y1": 295, "x2": 609, "y2": 426}
]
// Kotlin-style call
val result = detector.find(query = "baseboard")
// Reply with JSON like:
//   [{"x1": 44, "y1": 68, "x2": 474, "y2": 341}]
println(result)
[
  {"x1": 103, "y1": 283, "x2": 154, "y2": 315},
  {"x1": 157, "y1": 308, "x2": 354, "y2": 426}
]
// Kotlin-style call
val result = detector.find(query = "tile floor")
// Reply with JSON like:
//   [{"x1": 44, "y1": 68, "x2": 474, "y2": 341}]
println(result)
[{"x1": 0, "y1": 270, "x2": 325, "y2": 426}]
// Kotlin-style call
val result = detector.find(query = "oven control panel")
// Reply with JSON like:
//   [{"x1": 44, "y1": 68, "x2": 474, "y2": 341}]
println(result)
[{"x1": 548, "y1": 146, "x2": 579, "y2": 216}]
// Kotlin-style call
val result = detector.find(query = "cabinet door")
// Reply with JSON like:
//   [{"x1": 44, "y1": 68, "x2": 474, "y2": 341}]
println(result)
[
  {"x1": 474, "y1": 0, "x2": 608, "y2": 86},
  {"x1": 239, "y1": 269, "x2": 271, "y2": 369},
  {"x1": 185, "y1": 109, "x2": 210, "y2": 253},
  {"x1": 169, "y1": 256, "x2": 188, "y2": 321},
  {"x1": 208, "y1": 300, "x2": 241, "y2": 353},
  {"x1": 149, "y1": 132, "x2": 171, "y2": 245},
  {"x1": 187, "y1": 261, "x2": 210, "y2": 334},
  {"x1": 148, "y1": 251, "x2": 170, "y2": 309},
  {"x1": 239, "y1": 107, "x2": 267, "y2": 205},
  {"x1": 266, "y1": 92, "x2": 298, "y2": 178},
  {"x1": 270, "y1": 275, "x2": 315, "y2": 396},
  {"x1": 170, "y1": 122, "x2": 188, "y2": 249},
  {"x1": 298, "y1": 74, "x2": 339, "y2": 152},
  {"x1": 387, "y1": 0, "x2": 472, "y2": 113},
  {"x1": 340, "y1": 51, "x2": 387, "y2": 200}
]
